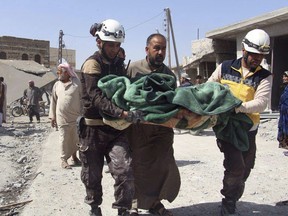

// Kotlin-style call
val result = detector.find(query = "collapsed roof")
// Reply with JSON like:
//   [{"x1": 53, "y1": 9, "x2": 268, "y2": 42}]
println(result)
[{"x1": 0, "y1": 60, "x2": 57, "y2": 104}]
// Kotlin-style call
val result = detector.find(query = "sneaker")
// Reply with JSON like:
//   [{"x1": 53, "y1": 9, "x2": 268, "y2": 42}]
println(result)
[
  {"x1": 173, "y1": 128, "x2": 181, "y2": 135},
  {"x1": 129, "y1": 208, "x2": 139, "y2": 216},
  {"x1": 220, "y1": 198, "x2": 238, "y2": 216},
  {"x1": 70, "y1": 157, "x2": 81, "y2": 166},
  {"x1": 61, "y1": 160, "x2": 72, "y2": 169},
  {"x1": 90, "y1": 206, "x2": 102, "y2": 216},
  {"x1": 189, "y1": 129, "x2": 202, "y2": 136}
]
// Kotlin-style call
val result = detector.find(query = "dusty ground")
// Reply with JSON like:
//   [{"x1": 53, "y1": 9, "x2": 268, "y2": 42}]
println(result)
[
  {"x1": 0, "y1": 113, "x2": 51, "y2": 215},
  {"x1": 0, "y1": 113, "x2": 287, "y2": 216}
]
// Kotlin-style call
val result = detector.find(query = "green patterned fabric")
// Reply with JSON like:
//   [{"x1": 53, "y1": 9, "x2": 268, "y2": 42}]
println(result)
[{"x1": 98, "y1": 73, "x2": 253, "y2": 151}]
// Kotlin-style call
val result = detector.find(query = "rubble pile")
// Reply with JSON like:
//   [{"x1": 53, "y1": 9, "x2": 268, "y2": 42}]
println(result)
[
  {"x1": 0, "y1": 115, "x2": 51, "y2": 214},
  {"x1": 0, "y1": 114, "x2": 281, "y2": 215}
]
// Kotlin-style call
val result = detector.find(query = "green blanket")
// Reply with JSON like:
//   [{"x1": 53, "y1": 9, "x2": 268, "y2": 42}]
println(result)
[{"x1": 98, "y1": 73, "x2": 253, "y2": 151}]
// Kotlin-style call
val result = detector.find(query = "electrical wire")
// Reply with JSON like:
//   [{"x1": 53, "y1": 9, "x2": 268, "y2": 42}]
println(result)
[
  {"x1": 57, "y1": 10, "x2": 166, "y2": 66},
  {"x1": 64, "y1": 33, "x2": 90, "y2": 38},
  {"x1": 63, "y1": 11, "x2": 165, "y2": 38},
  {"x1": 126, "y1": 11, "x2": 164, "y2": 31}
]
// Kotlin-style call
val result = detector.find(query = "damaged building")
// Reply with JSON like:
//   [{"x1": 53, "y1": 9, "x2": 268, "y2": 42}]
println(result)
[
  {"x1": 0, "y1": 36, "x2": 76, "y2": 106},
  {"x1": 0, "y1": 36, "x2": 50, "y2": 68},
  {"x1": 0, "y1": 60, "x2": 56, "y2": 105},
  {"x1": 182, "y1": 6, "x2": 288, "y2": 111}
]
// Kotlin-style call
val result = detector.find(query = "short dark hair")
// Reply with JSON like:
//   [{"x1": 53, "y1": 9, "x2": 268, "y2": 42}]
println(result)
[
  {"x1": 0, "y1": 77, "x2": 4, "y2": 82},
  {"x1": 146, "y1": 33, "x2": 166, "y2": 46}
]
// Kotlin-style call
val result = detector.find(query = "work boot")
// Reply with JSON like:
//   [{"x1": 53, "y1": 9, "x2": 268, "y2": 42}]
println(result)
[
  {"x1": 117, "y1": 208, "x2": 130, "y2": 216},
  {"x1": 89, "y1": 206, "x2": 102, "y2": 216},
  {"x1": 220, "y1": 198, "x2": 239, "y2": 216}
]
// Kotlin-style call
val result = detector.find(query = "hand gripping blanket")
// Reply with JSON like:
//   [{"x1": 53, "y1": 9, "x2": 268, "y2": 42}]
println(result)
[{"x1": 98, "y1": 73, "x2": 253, "y2": 151}]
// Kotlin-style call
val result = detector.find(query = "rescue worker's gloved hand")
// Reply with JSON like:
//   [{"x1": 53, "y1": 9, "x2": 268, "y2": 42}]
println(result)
[
  {"x1": 76, "y1": 116, "x2": 85, "y2": 137},
  {"x1": 125, "y1": 110, "x2": 145, "y2": 123}
]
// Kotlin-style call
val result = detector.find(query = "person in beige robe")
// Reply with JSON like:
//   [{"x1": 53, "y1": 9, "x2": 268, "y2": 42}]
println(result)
[
  {"x1": 49, "y1": 63, "x2": 82, "y2": 169},
  {"x1": 126, "y1": 33, "x2": 180, "y2": 216}
]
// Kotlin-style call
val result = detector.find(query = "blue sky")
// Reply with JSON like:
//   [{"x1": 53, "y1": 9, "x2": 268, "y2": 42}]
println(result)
[{"x1": 1, "y1": 0, "x2": 288, "y2": 69}]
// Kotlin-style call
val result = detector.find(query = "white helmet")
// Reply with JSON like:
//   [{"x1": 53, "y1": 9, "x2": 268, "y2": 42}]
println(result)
[
  {"x1": 242, "y1": 29, "x2": 270, "y2": 54},
  {"x1": 94, "y1": 19, "x2": 125, "y2": 43}
]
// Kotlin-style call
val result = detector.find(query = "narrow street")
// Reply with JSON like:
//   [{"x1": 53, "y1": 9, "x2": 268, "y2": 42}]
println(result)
[{"x1": 10, "y1": 119, "x2": 288, "y2": 216}]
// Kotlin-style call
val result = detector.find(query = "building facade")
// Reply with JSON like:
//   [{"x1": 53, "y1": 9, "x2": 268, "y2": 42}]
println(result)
[
  {"x1": 0, "y1": 36, "x2": 76, "y2": 70},
  {"x1": 49, "y1": 47, "x2": 76, "y2": 69},
  {"x1": 0, "y1": 36, "x2": 50, "y2": 68}
]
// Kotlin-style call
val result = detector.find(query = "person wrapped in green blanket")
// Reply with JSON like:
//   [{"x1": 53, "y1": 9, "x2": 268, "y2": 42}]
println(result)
[{"x1": 98, "y1": 33, "x2": 253, "y2": 216}]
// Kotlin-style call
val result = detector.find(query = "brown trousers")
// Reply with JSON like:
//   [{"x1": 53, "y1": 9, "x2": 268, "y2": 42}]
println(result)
[{"x1": 217, "y1": 129, "x2": 257, "y2": 201}]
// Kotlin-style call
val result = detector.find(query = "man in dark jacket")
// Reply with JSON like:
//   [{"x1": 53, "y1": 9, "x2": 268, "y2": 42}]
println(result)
[
  {"x1": 79, "y1": 19, "x2": 136, "y2": 216},
  {"x1": 23, "y1": 80, "x2": 42, "y2": 123}
]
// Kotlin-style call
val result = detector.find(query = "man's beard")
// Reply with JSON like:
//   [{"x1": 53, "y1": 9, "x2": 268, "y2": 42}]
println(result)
[{"x1": 148, "y1": 56, "x2": 163, "y2": 68}]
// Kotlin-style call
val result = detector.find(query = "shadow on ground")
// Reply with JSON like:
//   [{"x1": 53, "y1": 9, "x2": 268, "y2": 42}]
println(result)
[
  {"x1": 165, "y1": 201, "x2": 288, "y2": 216},
  {"x1": 176, "y1": 160, "x2": 201, "y2": 167}
]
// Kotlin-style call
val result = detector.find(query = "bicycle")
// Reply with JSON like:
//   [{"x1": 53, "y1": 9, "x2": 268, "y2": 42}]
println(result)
[{"x1": 11, "y1": 97, "x2": 46, "y2": 117}]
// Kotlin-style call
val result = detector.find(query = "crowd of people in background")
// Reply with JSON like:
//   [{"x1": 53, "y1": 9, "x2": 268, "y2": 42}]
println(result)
[{"x1": 2, "y1": 18, "x2": 288, "y2": 216}]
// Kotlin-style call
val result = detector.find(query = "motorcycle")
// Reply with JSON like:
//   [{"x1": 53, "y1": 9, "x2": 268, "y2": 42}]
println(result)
[{"x1": 11, "y1": 97, "x2": 46, "y2": 117}]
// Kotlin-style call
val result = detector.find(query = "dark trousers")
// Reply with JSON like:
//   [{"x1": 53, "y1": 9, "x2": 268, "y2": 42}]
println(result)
[
  {"x1": 217, "y1": 129, "x2": 257, "y2": 201},
  {"x1": 28, "y1": 105, "x2": 40, "y2": 122},
  {"x1": 79, "y1": 125, "x2": 134, "y2": 209}
]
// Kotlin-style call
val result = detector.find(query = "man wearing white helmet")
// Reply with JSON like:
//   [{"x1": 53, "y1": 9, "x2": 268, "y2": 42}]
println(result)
[
  {"x1": 208, "y1": 29, "x2": 272, "y2": 215},
  {"x1": 79, "y1": 19, "x2": 135, "y2": 216}
]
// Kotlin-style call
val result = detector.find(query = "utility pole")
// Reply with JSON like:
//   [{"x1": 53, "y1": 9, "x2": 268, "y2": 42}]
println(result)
[
  {"x1": 164, "y1": 11, "x2": 171, "y2": 68},
  {"x1": 164, "y1": 8, "x2": 181, "y2": 81},
  {"x1": 58, "y1": 30, "x2": 64, "y2": 64}
]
